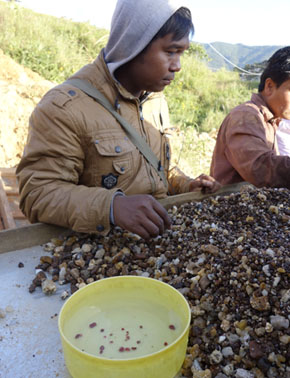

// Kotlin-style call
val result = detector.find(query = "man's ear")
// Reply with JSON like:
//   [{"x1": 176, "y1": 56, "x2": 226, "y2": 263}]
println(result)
[{"x1": 264, "y1": 78, "x2": 276, "y2": 96}]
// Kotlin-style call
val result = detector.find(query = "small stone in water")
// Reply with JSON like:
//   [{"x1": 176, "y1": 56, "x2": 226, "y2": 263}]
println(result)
[
  {"x1": 169, "y1": 324, "x2": 176, "y2": 330},
  {"x1": 119, "y1": 347, "x2": 125, "y2": 352},
  {"x1": 75, "y1": 333, "x2": 82, "y2": 339},
  {"x1": 164, "y1": 342, "x2": 168, "y2": 346},
  {"x1": 100, "y1": 328, "x2": 104, "y2": 332},
  {"x1": 89, "y1": 322, "x2": 97, "y2": 328}
]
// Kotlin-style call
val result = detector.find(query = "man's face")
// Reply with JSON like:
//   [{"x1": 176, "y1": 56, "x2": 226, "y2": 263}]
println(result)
[
  {"x1": 265, "y1": 78, "x2": 290, "y2": 119},
  {"x1": 118, "y1": 33, "x2": 190, "y2": 97}
]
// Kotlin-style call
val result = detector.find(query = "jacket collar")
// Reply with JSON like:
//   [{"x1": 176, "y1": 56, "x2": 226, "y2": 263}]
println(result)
[{"x1": 251, "y1": 93, "x2": 280, "y2": 127}]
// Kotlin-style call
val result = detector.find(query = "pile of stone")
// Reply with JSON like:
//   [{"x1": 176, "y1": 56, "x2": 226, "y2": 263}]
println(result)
[{"x1": 29, "y1": 186, "x2": 290, "y2": 377}]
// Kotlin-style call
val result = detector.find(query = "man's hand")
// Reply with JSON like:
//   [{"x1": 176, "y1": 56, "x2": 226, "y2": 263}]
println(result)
[
  {"x1": 113, "y1": 194, "x2": 171, "y2": 240},
  {"x1": 189, "y1": 174, "x2": 221, "y2": 194}
]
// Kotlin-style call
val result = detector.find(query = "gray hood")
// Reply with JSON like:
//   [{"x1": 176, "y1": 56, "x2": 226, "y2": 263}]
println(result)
[{"x1": 104, "y1": 0, "x2": 183, "y2": 78}]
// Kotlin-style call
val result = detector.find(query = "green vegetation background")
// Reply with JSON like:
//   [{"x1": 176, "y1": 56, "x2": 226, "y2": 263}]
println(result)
[{"x1": 0, "y1": 1, "x2": 258, "y2": 176}]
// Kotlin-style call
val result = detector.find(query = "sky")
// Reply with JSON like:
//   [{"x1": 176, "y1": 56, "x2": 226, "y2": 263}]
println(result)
[{"x1": 19, "y1": 0, "x2": 289, "y2": 47}]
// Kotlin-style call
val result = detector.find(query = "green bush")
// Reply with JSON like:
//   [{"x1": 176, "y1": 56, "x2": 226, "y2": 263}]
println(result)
[
  {"x1": 0, "y1": 1, "x2": 108, "y2": 82},
  {"x1": 165, "y1": 55, "x2": 258, "y2": 132}
]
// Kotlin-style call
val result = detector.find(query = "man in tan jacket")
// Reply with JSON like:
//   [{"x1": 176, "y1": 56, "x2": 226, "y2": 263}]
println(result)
[
  {"x1": 210, "y1": 46, "x2": 290, "y2": 189},
  {"x1": 17, "y1": 0, "x2": 219, "y2": 240}
]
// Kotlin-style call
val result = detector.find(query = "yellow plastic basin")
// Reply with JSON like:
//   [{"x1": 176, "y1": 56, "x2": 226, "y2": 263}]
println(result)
[{"x1": 58, "y1": 276, "x2": 190, "y2": 378}]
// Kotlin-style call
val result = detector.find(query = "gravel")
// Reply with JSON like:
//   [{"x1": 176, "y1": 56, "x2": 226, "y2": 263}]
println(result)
[{"x1": 29, "y1": 185, "x2": 290, "y2": 377}]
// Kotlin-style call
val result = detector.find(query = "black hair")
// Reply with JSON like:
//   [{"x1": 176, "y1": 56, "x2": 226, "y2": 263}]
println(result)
[
  {"x1": 258, "y1": 46, "x2": 290, "y2": 92},
  {"x1": 152, "y1": 7, "x2": 194, "y2": 42}
]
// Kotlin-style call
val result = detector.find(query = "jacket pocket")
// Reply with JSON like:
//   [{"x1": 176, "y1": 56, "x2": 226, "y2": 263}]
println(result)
[{"x1": 93, "y1": 136, "x2": 135, "y2": 190}]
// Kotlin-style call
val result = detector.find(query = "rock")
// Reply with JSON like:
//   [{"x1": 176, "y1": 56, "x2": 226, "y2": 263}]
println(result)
[
  {"x1": 222, "y1": 364, "x2": 234, "y2": 376},
  {"x1": 262, "y1": 265, "x2": 271, "y2": 277},
  {"x1": 70, "y1": 268, "x2": 80, "y2": 280},
  {"x1": 255, "y1": 327, "x2": 266, "y2": 336},
  {"x1": 222, "y1": 346, "x2": 234, "y2": 357},
  {"x1": 95, "y1": 248, "x2": 105, "y2": 259},
  {"x1": 74, "y1": 257, "x2": 85, "y2": 268},
  {"x1": 235, "y1": 368, "x2": 255, "y2": 378},
  {"x1": 268, "y1": 205, "x2": 278, "y2": 215},
  {"x1": 81, "y1": 243, "x2": 92, "y2": 253},
  {"x1": 200, "y1": 244, "x2": 219, "y2": 256},
  {"x1": 279, "y1": 334, "x2": 290, "y2": 344},
  {"x1": 191, "y1": 306, "x2": 205, "y2": 317},
  {"x1": 265, "y1": 322, "x2": 273, "y2": 333},
  {"x1": 155, "y1": 254, "x2": 167, "y2": 269},
  {"x1": 250, "y1": 293, "x2": 270, "y2": 311},
  {"x1": 270, "y1": 315, "x2": 289, "y2": 330},
  {"x1": 182, "y1": 355, "x2": 193, "y2": 369},
  {"x1": 61, "y1": 290, "x2": 69, "y2": 300},
  {"x1": 58, "y1": 266, "x2": 66, "y2": 283},
  {"x1": 209, "y1": 350, "x2": 223, "y2": 364},
  {"x1": 221, "y1": 319, "x2": 231, "y2": 332},
  {"x1": 281, "y1": 289, "x2": 290, "y2": 303},
  {"x1": 249, "y1": 340, "x2": 264, "y2": 359},
  {"x1": 265, "y1": 248, "x2": 275, "y2": 258},
  {"x1": 191, "y1": 367, "x2": 212, "y2": 378},
  {"x1": 199, "y1": 275, "x2": 211, "y2": 290},
  {"x1": 41, "y1": 279, "x2": 57, "y2": 295}
]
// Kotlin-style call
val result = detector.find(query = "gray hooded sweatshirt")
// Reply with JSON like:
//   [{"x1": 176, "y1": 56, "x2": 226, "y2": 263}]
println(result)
[{"x1": 104, "y1": 0, "x2": 183, "y2": 78}]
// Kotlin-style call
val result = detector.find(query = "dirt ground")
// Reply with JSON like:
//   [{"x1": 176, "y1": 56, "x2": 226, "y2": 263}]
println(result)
[{"x1": 0, "y1": 49, "x2": 54, "y2": 168}]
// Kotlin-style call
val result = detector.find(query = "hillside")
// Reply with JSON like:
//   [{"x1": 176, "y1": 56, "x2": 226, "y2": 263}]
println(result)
[
  {"x1": 201, "y1": 42, "x2": 284, "y2": 71},
  {"x1": 0, "y1": 1, "x2": 257, "y2": 177},
  {"x1": 0, "y1": 49, "x2": 54, "y2": 167}
]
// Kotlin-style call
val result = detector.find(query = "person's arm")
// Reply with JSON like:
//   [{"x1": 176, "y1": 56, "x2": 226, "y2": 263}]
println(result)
[
  {"x1": 224, "y1": 109, "x2": 290, "y2": 188},
  {"x1": 17, "y1": 97, "x2": 119, "y2": 235},
  {"x1": 167, "y1": 166, "x2": 221, "y2": 195}
]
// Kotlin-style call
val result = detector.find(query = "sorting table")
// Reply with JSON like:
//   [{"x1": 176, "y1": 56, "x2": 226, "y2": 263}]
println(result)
[{"x1": 0, "y1": 245, "x2": 70, "y2": 378}]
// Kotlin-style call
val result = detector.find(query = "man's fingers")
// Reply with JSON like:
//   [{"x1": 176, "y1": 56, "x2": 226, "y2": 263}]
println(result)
[
  {"x1": 134, "y1": 225, "x2": 151, "y2": 240},
  {"x1": 113, "y1": 194, "x2": 171, "y2": 239},
  {"x1": 152, "y1": 201, "x2": 172, "y2": 229}
]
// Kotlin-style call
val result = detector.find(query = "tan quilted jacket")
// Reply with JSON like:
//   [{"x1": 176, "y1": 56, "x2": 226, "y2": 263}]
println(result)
[{"x1": 16, "y1": 51, "x2": 192, "y2": 234}]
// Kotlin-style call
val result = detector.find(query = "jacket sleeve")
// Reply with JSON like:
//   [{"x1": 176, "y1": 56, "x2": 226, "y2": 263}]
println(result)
[
  {"x1": 224, "y1": 109, "x2": 290, "y2": 189},
  {"x1": 167, "y1": 166, "x2": 192, "y2": 195},
  {"x1": 16, "y1": 95, "x2": 119, "y2": 235}
]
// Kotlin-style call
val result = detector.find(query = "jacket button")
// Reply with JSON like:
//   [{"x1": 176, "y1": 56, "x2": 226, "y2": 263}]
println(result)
[
  {"x1": 115, "y1": 146, "x2": 122, "y2": 153},
  {"x1": 120, "y1": 167, "x2": 125, "y2": 172},
  {"x1": 95, "y1": 140, "x2": 99, "y2": 144},
  {"x1": 96, "y1": 225, "x2": 104, "y2": 232},
  {"x1": 68, "y1": 90, "x2": 76, "y2": 96}
]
